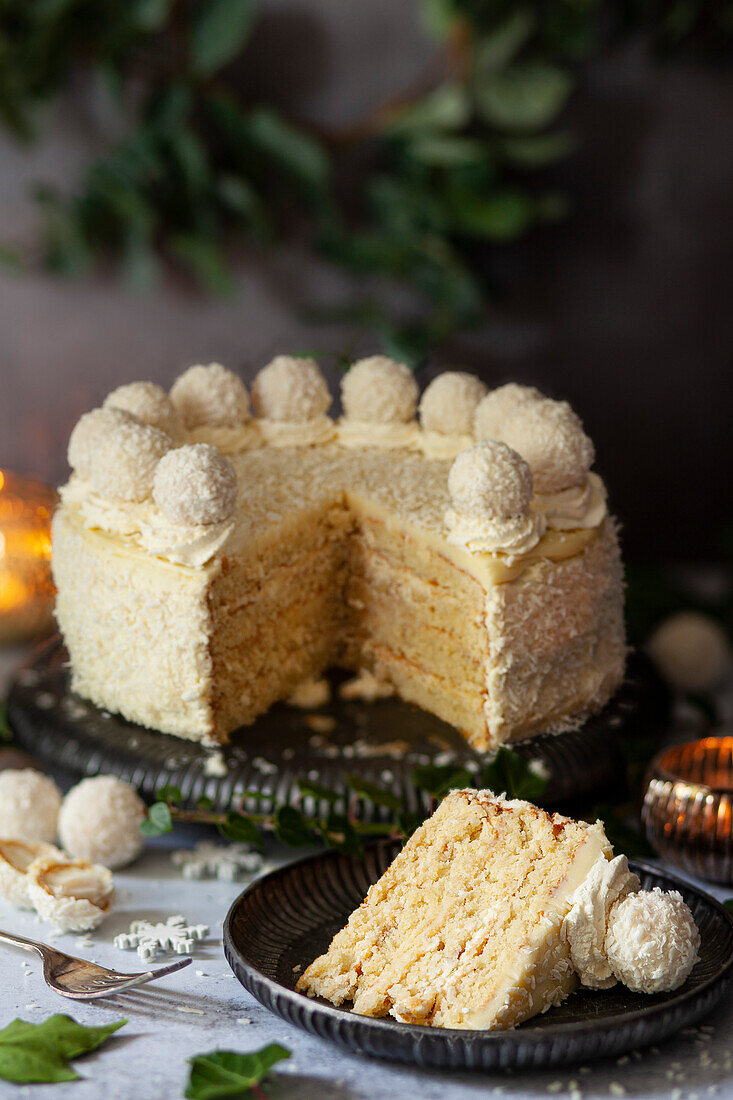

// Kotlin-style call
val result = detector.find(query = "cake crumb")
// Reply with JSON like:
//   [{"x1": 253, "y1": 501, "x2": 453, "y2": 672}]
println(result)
[
  {"x1": 303, "y1": 714, "x2": 337, "y2": 734},
  {"x1": 288, "y1": 678, "x2": 331, "y2": 709}
]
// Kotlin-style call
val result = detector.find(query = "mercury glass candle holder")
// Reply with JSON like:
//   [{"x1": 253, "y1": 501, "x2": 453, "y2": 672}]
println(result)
[
  {"x1": 642, "y1": 736, "x2": 733, "y2": 884},
  {"x1": 0, "y1": 471, "x2": 56, "y2": 644}
]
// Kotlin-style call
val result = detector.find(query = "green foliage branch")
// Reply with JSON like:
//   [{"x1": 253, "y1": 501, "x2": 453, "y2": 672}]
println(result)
[{"x1": 1, "y1": 0, "x2": 730, "y2": 360}]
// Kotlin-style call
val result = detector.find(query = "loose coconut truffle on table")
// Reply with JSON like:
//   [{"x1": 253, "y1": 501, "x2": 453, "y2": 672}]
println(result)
[
  {"x1": 27, "y1": 856, "x2": 114, "y2": 932},
  {"x1": 88, "y1": 416, "x2": 172, "y2": 502},
  {"x1": 647, "y1": 611, "x2": 730, "y2": 693},
  {"x1": 58, "y1": 776, "x2": 146, "y2": 870},
  {"x1": 153, "y1": 444, "x2": 237, "y2": 526},
  {"x1": 170, "y1": 363, "x2": 251, "y2": 429},
  {"x1": 104, "y1": 381, "x2": 182, "y2": 439},
  {"x1": 0, "y1": 768, "x2": 62, "y2": 843},
  {"x1": 0, "y1": 839, "x2": 64, "y2": 908}
]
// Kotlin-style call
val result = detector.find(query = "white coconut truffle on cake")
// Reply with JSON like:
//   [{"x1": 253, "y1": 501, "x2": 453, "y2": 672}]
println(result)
[
  {"x1": 67, "y1": 407, "x2": 138, "y2": 480},
  {"x1": 153, "y1": 444, "x2": 237, "y2": 526},
  {"x1": 419, "y1": 372, "x2": 488, "y2": 436},
  {"x1": 448, "y1": 440, "x2": 533, "y2": 519},
  {"x1": 0, "y1": 839, "x2": 64, "y2": 909},
  {"x1": 104, "y1": 381, "x2": 182, "y2": 439},
  {"x1": 170, "y1": 363, "x2": 250, "y2": 430},
  {"x1": 648, "y1": 611, "x2": 730, "y2": 693},
  {"x1": 0, "y1": 769, "x2": 62, "y2": 843},
  {"x1": 474, "y1": 383, "x2": 543, "y2": 441},
  {"x1": 499, "y1": 399, "x2": 595, "y2": 494},
  {"x1": 27, "y1": 855, "x2": 114, "y2": 932},
  {"x1": 342, "y1": 357, "x2": 418, "y2": 423},
  {"x1": 252, "y1": 356, "x2": 331, "y2": 421},
  {"x1": 58, "y1": 776, "x2": 146, "y2": 870},
  {"x1": 88, "y1": 416, "x2": 171, "y2": 502},
  {"x1": 605, "y1": 887, "x2": 700, "y2": 993}
]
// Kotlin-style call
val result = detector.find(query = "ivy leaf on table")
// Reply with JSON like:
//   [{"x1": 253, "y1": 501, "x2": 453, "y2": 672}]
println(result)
[
  {"x1": 344, "y1": 774, "x2": 403, "y2": 812},
  {"x1": 185, "y1": 1043, "x2": 290, "y2": 1100},
  {"x1": 296, "y1": 778, "x2": 341, "y2": 805},
  {"x1": 480, "y1": 747, "x2": 548, "y2": 801},
  {"x1": 274, "y1": 806, "x2": 312, "y2": 848},
  {"x1": 140, "y1": 800, "x2": 173, "y2": 836},
  {"x1": 410, "y1": 763, "x2": 473, "y2": 800},
  {"x1": 0, "y1": 1015, "x2": 125, "y2": 1084},
  {"x1": 219, "y1": 811, "x2": 263, "y2": 848},
  {"x1": 320, "y1": 812, "x2": 363, "y2": 857}
]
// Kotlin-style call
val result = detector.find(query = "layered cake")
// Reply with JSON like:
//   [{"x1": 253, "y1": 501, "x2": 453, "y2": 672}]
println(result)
[
  {"x1": 52, "y1": 357, "x2": 625, "y2": 748},
  {"x1": 297, "y1": 790, "x2": 700, "y2": 1029}
]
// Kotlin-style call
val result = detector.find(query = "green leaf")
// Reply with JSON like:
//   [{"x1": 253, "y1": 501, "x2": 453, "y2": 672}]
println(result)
[
  {"x1": 186, "y1": 1043, "x2": 290, "y2": 1100},
  {"x1": 476, "y1": 62, "x2": 573, "y2": 131},
  {"x1": 241, "y1": 108, "x2": 330, "y2": 194},
  {"x1": 397, "y1": 809, "x2": 425, "y2": 840},
  {"x1": 274, "y1": 806, "x2": 312, "y2": 847},
  {"x1": 499, "y1": 130, "x2": 576, "y2": 167},
  {"x1": 386, "y1": 83, "x2": 469, "y2": 134},
  {"x1": 156, "y1": 784, "x2": 183, "y2": 804},
  {"x1": 409, "y1": 134, "x2": 489, "y2": 167},
  {"x1": 321, "y1": 812, "x2": 362, "y2": 856},
  {"x1": 296, "y1": 779, "x2": 340, "y2": 805},
  {"x1": 451, "y1": 189, "x2": 533, "y2": 240},
  {"x1": 169, "y1": 233, "x2": 232, "y2": 294},
  {"x1": 344, "y1": 774, "x2": 402, "y2": 812},
  {"x1": 139, "y1": 801, "x2": 173, "y2": 836},
  {"x1": 473, "y1": 10, "x2": 536, "y2": 75},
  {"x1": 724, "y1": 899, "x2": 733, "y2": 912},
  {"x1": 191, "y1": 0, "x2": 256, "y2": 78},
  {"x1": 410, "y1": 763, "x2": 473, "y2": 799},
  {"x1": 481, "y1": 747, "x2": 548, "y2": 801},
  {"x1": 419, "y1": 0, "x2": 458, "y2": 41},
  {"x1": 197, "y1": 795, "x2": 214, "y2": 810},
  {"x1": 0, "y1": 1015, "x2": 125, "y2": 1085},
  {"x1": 218, "y1": 811, "x2": 262, "y2": 847},
  {"x1": 130, "y1": 0, "x2": 173, "y2": 31},
  {"x1": 0, "y1": 701, "x2": 12, "y2": 742}
]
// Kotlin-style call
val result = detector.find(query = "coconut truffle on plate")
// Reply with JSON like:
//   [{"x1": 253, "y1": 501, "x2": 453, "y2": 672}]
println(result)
[
  {"x1": 0, "y1": 769, "x2": 62, "y2": 843},
  {"x1": 58, "y1": 776, "x2": 146, "y2": 869}
]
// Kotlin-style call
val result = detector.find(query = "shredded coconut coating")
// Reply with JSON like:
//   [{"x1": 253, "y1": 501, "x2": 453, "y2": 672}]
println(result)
[
  {"x1": 648, "y1": 611, "x2": 730, "y2": 693},
  {"x1": 58, "y1": 776, "x2": 146, "y2": 869},
  {"x1": 27, "y1": 855, "x2": 114, "y2": 932},
  {"x1": 67, "y1": 407, "x2": 138, "y2": 479},
  {"x1": 0, "y1": 769, "x2": 62, "y2": 843},
  {"x1": 498, "y1": 399, "x2": 595, "y2": 494},
  {"x1": 170, "y1": 363, "x2": 251, "y2": 429},
  {"x1": 0, "y1": 839, "x2": 63, "y2": 909},
  {"x1": 341, "y1": 357, "x2": 418, "y2": 423},
  {"x1": 474, "y1": 383, "x2": 544, "y2": 441},
  {"x1": 419, "y1": 372, "x2": 488, "y2": 435},
  {"x1": 605, "y1": 888, "x2": 700, "y2": 994},
  {"x1": 448, "y1": 440, "x2": 533, "y2": 519},
  {"x1": 153, "y1": 443, "x2": 237, "y2": 525},
  {"x1": 104, "y1": 381, "x2": 182, "y2": 439},
  {"x1": 252, "y1": 356, "x2": 331, "y2": 422},
  {"x1": 88, "y1": 416, "x2": 172, "y2": 502}
]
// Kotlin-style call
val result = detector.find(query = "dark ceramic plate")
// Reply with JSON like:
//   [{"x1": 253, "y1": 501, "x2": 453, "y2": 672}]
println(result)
[
  {"x1": 224, "y1": 846, "x2": 733, "y2": 1070},
  {"x1": 6, "y1": 637, "x2": 667, "y2": 817}
]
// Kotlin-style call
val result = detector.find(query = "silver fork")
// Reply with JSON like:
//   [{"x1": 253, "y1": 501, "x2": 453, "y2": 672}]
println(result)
[{"x1": 0, "y1": 928, "x2": 192, "y2": 999}]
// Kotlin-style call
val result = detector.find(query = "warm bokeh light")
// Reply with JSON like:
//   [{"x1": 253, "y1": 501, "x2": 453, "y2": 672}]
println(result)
[{"x1": 0, "y1": 470, "x2": 56, "y2": 644}]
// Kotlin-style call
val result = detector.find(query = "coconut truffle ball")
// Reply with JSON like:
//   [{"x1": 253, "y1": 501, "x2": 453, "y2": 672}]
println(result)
[
  {"x1": 0, "y1": 769, "x2": 62, "y2": 844},
  {"x1": 474, "y1": 383, "x2": 543, "y2": 441},
  {"x1": 58, "y1": 776, "x2": 146, "y2": 869},
  {"x1": 648, "y1": 611, "x2": 730, "y2": 693},
  {"x1": 252, "y1": 356, "x2": 331, "y2": 422},
  {"x1": 341, "y1": 357, "x2": 418, "y2": 423},
  {"x1": 419, "y1": 372, "x2": 488, "y2": 436},
  {"x1": 88, "y1": 416, "x2": 171, "y2": 503},
  {"x1": 67, "y1": 407, "x2": 138, "y2": 480},
  {"x1": 104, "y1": 381, "x2": 182, "y2": 439},
  {"x1": 448, "y1": 440, "x2": 533, "y2": 519},
  {"x1": 498, "y1": 399, "x2": 595, "y2": 494},
  {"x1": 170, "y1": 363, "x2": 250, "y2": 429},
  {"x1": 605, "y1": 888, "x2": 700, "y2": 994},
  {"x1": 153, "y1": 443, "x2": 237, "y2": 526}
]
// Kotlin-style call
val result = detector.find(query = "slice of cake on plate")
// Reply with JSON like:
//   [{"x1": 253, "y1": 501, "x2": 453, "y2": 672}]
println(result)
[
  {"x1": 296, "y1": 790, "x2": 700, "y2": 1029},
  {"x1": 52, "y1": 357, "x2": 625, "y2": 748}
]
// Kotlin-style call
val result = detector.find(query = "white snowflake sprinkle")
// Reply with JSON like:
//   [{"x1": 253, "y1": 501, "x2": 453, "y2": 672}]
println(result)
[
  {"x1": 114, "y1": 915, "x2": 209, "y2": 960},
  {"x1": 171, "y1": 841, "x2": 263, "y2": 882}
]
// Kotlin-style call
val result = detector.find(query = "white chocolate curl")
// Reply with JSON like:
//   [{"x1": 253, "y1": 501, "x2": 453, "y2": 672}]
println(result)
[
  {"x1": 341, "y1": 357, "x2": 418, "y2": 423},
  {"x1": 605, "y1": 888, "x2": 699, "y2": 994},
  {"x1": 648, "y1": 611, "x2": 730, "y2": 693},
  {"x1": 88, "y1": 417, "x2": 172, "y2": 502},
  {"x1": 252, "y1": 356, "x2": 331, "y2": 421},
  {"x1": 153, "y1": 443, "x2": 237, "y2": 525},
  {"x1": 170, "y1": 363, "x2": 250, "y2": 429},
  {"x1": 498, "y1": 399, "x2": 595, "y2": 494},
  {"x1": 419, "y1": 372, "x2": 488, "y2": 435},
  {"x1": 59, "y1": 776, "x2": 146, "y2": 870},
  {"x1": 67, "y1": 407, "x2": 138, "y2": 480},
  {"x1": 104, "y1": 381, "x2": 182, "y2": 439},
  {"x1": 474, "y1": 383, "x2": 544, "y2": 441}
]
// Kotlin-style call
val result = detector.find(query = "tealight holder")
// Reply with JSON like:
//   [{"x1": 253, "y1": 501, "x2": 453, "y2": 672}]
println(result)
[
  {"x1": 642, "y1": 736, "x2": 733, "y2": 884},
  {"x1": 0, "y1": 471, "x2": 56, "y2": 644}
]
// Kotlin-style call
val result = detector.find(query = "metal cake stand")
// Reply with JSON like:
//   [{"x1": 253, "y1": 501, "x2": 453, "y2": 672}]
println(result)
[{"x1": 5, "y1": 637, "x2": 668, "y2": 817}]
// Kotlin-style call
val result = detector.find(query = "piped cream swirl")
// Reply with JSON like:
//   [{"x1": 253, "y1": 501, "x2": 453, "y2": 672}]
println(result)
[
  {"x1": 536, "y1": 472, "x2": 607, "y2": 531},
  {"x1": 337, "y1": 420, "x2": 420, "y2": 450},
  {"x1": 445, "y1": 509, "x2": 545, "y2": 557},
  {"x1": 561, "y1": 854, "x2": 639, "y2": 989}
]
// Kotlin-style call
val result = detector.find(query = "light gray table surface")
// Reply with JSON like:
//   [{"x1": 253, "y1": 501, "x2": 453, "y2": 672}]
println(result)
[{"x1": 2, "y1": 646, "x2": 733, "y2": 1100}]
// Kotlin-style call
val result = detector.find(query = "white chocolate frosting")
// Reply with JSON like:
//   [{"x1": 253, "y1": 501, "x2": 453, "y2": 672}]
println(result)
[
  {"x1": 419, "y1": 430, "x2": 474, "y2": 460},
  {"x1": 186, "y1": 423, "x2": 261, "y2": 454},
  {"x1": 537, "y1": 472, "x2": 607, "y2": 531},
  {"x1": 445, "y1": 508, "x2": 545, "y2": 557},
  {"x1": 257, "y1": 416, "x2": 336, "y2": 447},
  {"x1": 337, "y1": 419, "x2": 421, "y2": 450},
  {"x1": 562, "y1": 854, "x2": 640, "y2": 989}
]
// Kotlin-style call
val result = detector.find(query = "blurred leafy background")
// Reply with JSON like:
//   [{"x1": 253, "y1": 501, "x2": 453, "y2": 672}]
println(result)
[{"x1": 1, "y1": 0, "x2": 731, "y2": 364}]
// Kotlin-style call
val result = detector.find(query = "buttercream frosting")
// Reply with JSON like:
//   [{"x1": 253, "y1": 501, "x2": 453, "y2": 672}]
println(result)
[
  {"x1": 536, "y1": 472, "x2": 607, "y2": 530},
  {"x1": 562, "y1": 854, "x2": 639, "y2": 989},
  {"x1": 419, "y1": 430, "x2": 474, "y2": 459},
  {"x1": 257, "y1": 416, "x2": 336, "y2": 447},
  {"x1": 337, "y1": 420, "x2": 420, "y2": 449},
  {"x1": 445, "y1": 508, "x2": 545, "y2": 557}
]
